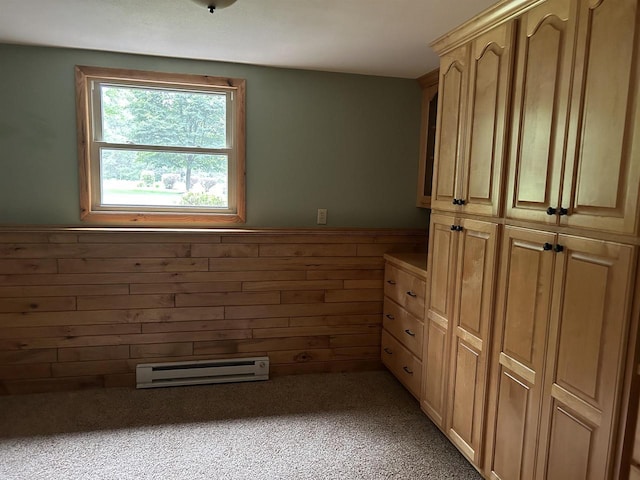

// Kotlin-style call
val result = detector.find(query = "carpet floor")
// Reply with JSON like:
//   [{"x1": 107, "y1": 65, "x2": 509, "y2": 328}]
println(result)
[{"x1": 0, "y1": 370, "x2": 482, "y2": 479}]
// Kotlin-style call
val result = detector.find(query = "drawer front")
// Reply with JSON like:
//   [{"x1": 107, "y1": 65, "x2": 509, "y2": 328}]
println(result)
[
  {"x1": 381, "y1": 330, "x2": 422, "y2": 398},
  {"x1": 383, "y1": 297, "x2": 424, "y2": 359},
  {"x1": 384, "y1": 264, "x2": 426, "y2": 318}
]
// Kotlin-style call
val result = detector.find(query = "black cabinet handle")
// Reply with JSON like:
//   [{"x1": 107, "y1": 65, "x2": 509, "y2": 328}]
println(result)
[
  {"x1": 403, "y1": 366, "x2": 414, "y2": 375},
  {"x1": 546, "y1": 207, "x2": 557, "y2": 215},
  {"x1": 455, "y1": 225, "x2": 464, "y2": 232},
  {"x1": 452, "y1": 199, "x2": 458, "y2": 205},
  {"x1": 458, "y1": 199, "x2": 466, "y2": 205},
  {"x1": 450, "y1": 224, "x2": 457, "y2": 231},
  {"x1": 404, "y1": 329, "x2": 416, "y2": 337},
  {"x1": 554, "y1": 244, "x2": 564, "y2": 253},
  {"x1": 406, "y1": 291, "x2": 417, "y2": 298},
  {"x1": 383, "y1": 348, "x2": 393, "y2": 355},
  {"x1": 559, "y1": 207, "x2": 568, "y2": 216},
  {"x1": 543, "y1": 242, "x2": 553, "y2": 251},
  {"x1": 386, "y1": 279, "x2": 396, "y2": 285},
  {"x1": 385, "y1": 314, "x2": 395, "y2": 320}
]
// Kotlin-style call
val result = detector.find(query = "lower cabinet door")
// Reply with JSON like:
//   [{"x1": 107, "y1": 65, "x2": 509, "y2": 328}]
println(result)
[
  {"x1": 423, "y1": 214, "x2": 459, "y2": 428},
  {"x1": 446, "y1": 218, "x2": 498, "y2": 466},
  {"x1": 537, "y1": 236, "x2": 635, "y2": 479},
  {"x1": 484, "y1": 226, "x2": 556, "y2": 480}
]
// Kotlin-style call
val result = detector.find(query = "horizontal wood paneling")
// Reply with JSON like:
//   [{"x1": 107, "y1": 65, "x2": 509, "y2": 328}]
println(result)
[{"x1": 0, "y1": 227, "x2": 425, "y2": 394}]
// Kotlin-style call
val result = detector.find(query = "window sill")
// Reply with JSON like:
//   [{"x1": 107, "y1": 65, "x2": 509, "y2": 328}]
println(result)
[{"x1": 80, "y1": 210, "x2": 246, "y2": 226}]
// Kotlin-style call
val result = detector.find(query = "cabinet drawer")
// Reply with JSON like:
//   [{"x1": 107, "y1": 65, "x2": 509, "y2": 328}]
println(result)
[
  {"x1": 383, "y1": 297, "x2": 424, "y2": 359},
  {"x1": 381, "y1": 330, "x2": 422, "y2": 399},
  {"x1": 384, "y1": 264, "x2": 426, "y2": 319}
]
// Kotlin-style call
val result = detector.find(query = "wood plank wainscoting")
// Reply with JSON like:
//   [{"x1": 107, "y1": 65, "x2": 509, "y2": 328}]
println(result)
[{"x1": 0, "y1": 228, "x2": 426, "y2": 395}]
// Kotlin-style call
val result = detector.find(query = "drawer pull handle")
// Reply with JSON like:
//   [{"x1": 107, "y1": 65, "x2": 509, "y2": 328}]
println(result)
[
  {"x1": 403, "y1": 366, "x2": 413, "y2": 375},
  {"x1": 385, "y1": 314, "x2": 395, "y2": 320},
  {"x1": 383, "y1": 348, "x2": 393, "y2": 355},
  {"x1": 387, "y1": 280, "x2": 396, "y2": 285},
  {"x1": 404, "y1": 329, "x2": 415, "y2": 337},
  {"x1": 406, "y1": 291, "x2": 417, "y2": 298}
]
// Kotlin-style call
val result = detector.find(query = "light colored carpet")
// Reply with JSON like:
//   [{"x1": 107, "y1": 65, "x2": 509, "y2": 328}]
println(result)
[{"x1": 0, "y1": 370, "x2": 482, "y2": 479}]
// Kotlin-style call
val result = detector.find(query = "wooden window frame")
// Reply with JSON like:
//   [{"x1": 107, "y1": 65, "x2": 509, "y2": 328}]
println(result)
[{"x1": 75, "y1": 65, "x2": 246, "y2": 225}]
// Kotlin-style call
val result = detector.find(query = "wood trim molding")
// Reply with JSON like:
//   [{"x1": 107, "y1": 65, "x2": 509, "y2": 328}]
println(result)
[
  {"x1": 430, "y1": 0, "x2": 547, "y2": 55},
  {"x1": 417, "y1": 68, "x2": 439, "y2": 88}
]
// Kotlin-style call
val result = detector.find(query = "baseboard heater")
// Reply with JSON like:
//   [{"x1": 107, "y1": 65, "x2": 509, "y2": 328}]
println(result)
[{"x1": 136, "y1": 356, "x2": 269, "y2": 389}]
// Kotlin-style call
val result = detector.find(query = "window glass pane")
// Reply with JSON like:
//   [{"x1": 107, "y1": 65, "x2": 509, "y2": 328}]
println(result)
[
  {"x1": 100, "y1": 85, "x2": 227, "y2": 148},
  {"x1": 100, "y1": 149, "x2": 229, "y2": 208}
]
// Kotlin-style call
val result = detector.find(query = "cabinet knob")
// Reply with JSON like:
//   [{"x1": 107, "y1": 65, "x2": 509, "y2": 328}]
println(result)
[
  {"x1": 403, "y1": 366, "x2": 414, "y2": 375},
  {"x1": 546, "y1": 207, "x2": 557, "y2": 215},
  {"x1": 450, "y1": 224, "x2": 457, "y2": 231},
  {"x1": 458, "y1": 199, "x2": 466, "y2": 205},
  {"x1": 386, "y1": 279, "x2": 396, "y2": 285},
  {"x1": 452, "y1": 199, "x2": 458, "y2": 205},
  {"x1": 385, "y1": 314, "x2": 395, "y2": 320},
  {"x1": 559, "y1": 207, "x2": 568, "y2": 216},
  {"x1": 455, "y1": 225, "x2": 464, "y2": 232},
  {"x1": 554, "y1": 244, "x2": 564, "y2": 253},
  {"x1": 543, "y1": 242, "x2": 553, "y2": 251},
  {"x1": 383, "y1": 348, "x2": 393, "y2": 355},
  {"x1": 404, "y1": 329, "x2": 416, "y2": 337},
  {"x1": 406, "y1": 291, "x2": 417, "y2": 298}
]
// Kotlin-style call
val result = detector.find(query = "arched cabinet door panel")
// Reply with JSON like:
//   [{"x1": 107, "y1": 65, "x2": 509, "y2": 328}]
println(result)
[
  {"x1": 431, "y1": 47, "x2": 469, "y2": 213},
  {"x1": 505, "y1": 0, "x2": 576, "y2": 225},
  {"x1": 459, "y1": 22, "x2": 515, "y2": 217},
  {"x1": 561, "y1": 0, "x2": 640, "y2": 234}
]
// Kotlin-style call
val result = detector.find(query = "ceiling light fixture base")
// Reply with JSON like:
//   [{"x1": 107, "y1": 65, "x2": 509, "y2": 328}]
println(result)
[{"x1": 191, "y1": 0, "x2": 238, "y2": 13}]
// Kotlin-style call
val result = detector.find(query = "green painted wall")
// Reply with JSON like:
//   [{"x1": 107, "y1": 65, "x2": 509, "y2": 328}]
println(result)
[{"x1": 0, "y1": 44, "x2": 428, "y2": 228}]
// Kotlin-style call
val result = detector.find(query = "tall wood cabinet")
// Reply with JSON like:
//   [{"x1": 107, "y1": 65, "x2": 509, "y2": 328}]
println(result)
[
  {"x1": 485, "y1": 228, "x2": 636, "y2": 479},
  {"x1": 431, "y1": 22, "x2": 514, "y2": 217},
  {"x1": 424, "y1": 214, "x2": 498, "y2": 464},
  {"x1": 506, "y1": 0, "x2": 640, "y2": 235},
  {"x1": 423, "y1": 0, "x2": 640, "y2": 478}
]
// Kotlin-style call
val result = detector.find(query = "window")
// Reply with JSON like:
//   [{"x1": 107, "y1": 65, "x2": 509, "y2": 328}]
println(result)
[{"x1": 75, "y1": 66, "x2": 246, "y2": 225}]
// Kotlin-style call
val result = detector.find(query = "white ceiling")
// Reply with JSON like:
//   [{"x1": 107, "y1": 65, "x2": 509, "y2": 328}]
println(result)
[{"x1": 0, "y1": 0, "x2": 498, "y2": 79}]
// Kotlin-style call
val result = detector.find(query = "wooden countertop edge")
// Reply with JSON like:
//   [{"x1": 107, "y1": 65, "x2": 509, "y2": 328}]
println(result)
[{"x1": 384, "y1": 252, "x2": 428, "y2": 278}]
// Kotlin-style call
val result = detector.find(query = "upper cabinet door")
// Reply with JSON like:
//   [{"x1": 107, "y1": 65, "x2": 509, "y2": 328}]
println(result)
[
  {"x1": 561, "y1": 0, "x2": 640, "y2": 234},
  {"x1": 459, "y1": 22, "x2": 515, "y2": 217},
  {"x1": 431, "y1": 45, "x2": 470, "y2": 213},
  {"x1": 416, "y1": 70, "x2": 439, "y2": 209},
  {"x1": 505, "y1": 0, "x2": 576, "y2": 225}
]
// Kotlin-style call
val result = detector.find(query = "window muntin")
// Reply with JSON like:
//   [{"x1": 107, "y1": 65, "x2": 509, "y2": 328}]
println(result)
[{"x1": 76, "y1": 66, "x2": 245, "y2": 225}]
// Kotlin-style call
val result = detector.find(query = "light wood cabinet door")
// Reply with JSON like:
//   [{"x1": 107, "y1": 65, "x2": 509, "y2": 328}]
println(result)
[
  {"x1": 537, "y1": 236, "x2": 635, "y2": 479},
  {"x1": 485, "y1": 226, "x2": 556, "y2": 480},
  {"x1": 561, "y1": 0, "x2": 640, "y2": 234},
  {"x1": 446, "y1": 218, "x2": 498, "y2": 465},
  {"x1": 422, "y1": 214, "x2": 458, "y2": 428},
  {"x1": 431, "y1": 45, "x2": 470, "y2": 213},
  {"x1": 459, "y1": 22, "x2": 515, "y2": 217},
  {"x1": 505, "y1": 0, "x2": 576, "y2": 225},
  {"x1": 416, "y1": 70, "x2": 439, "y2": 209}
]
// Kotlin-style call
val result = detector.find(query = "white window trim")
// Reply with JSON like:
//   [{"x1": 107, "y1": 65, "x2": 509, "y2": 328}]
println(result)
[{"x1": 75, "y1": 65, "x2": 246, "y2": 225}]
